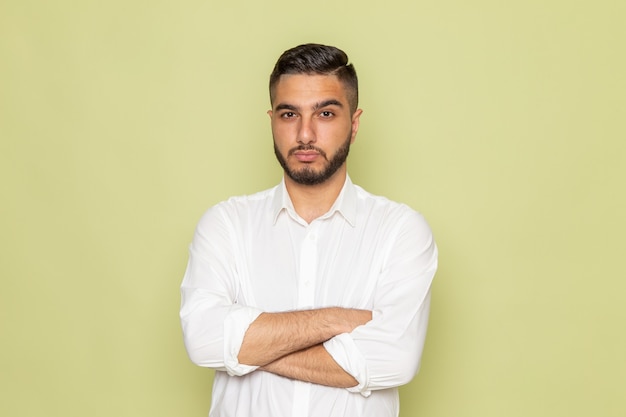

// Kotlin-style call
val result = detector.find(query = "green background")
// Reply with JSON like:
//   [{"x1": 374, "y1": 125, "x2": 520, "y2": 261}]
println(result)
[{"x1": 1, "y1": 1, "x2": 624, "y2": 416}]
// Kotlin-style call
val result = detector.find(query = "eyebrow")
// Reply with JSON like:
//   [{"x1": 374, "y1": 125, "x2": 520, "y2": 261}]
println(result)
[{"x1": 275, "y1": 99, "x2": 344, "y2": 112}]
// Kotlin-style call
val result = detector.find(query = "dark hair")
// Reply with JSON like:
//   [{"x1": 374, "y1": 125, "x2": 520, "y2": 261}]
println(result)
[{"x1": 269, "y1": 43, "x2": 359, "y2": 113}]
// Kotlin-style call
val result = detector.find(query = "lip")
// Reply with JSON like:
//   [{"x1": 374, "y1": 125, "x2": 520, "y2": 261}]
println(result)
[{"x1": 293, "y1": 151, "x2": 319, "y2": 162}]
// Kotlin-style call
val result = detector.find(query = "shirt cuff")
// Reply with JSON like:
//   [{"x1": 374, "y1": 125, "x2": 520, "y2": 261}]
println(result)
[
  {"x1": 223, "y1": 306, "x2": 264, "y2": 376},
  {"x1": 324, "y1": 333, "x2": 371, "y2": 397}
]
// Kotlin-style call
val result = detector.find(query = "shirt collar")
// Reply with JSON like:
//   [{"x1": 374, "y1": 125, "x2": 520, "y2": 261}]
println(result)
[{"x1": 271, "y1": 175, "x2": 357, "y2": 227}]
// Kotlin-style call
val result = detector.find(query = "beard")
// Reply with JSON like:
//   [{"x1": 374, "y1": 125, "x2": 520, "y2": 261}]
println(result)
[{"x1": 274, "y1": 133, "x2": 352, "y2": 186}]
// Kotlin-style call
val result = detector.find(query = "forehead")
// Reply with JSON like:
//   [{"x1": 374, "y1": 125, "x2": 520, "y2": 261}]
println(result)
[{"x1": 272, "y1": 74, "x2": 349, "y2": 107}]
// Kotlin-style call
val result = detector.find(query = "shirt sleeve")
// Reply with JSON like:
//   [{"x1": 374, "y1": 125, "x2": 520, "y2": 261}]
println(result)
[
  {"x1": 324, "y1": 209, "x2": 438, "y2": 396},
  {"x1": 179, "y1": 205, "x2": 263, "y2": 376}
]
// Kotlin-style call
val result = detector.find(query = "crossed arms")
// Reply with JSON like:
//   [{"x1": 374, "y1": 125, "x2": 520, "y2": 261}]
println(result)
[{"x1": 238, "y1": 308, "x2": 372, "y2": 387}]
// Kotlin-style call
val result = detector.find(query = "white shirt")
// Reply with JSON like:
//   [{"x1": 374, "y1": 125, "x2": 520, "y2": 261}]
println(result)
[{"x1": 180, "y1": 176, "x2": 438, "y2": 417}]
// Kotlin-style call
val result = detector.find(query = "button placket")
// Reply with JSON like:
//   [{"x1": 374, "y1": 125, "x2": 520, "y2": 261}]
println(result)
[
  {"x1": 297, "y1": 224, "x2": 318, "y2": 309},
  {"x1": 293, "y1": 223, "x2": 318, "y2": 416}
]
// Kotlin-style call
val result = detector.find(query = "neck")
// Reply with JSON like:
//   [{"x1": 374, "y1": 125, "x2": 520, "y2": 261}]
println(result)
[{"x1": 284, "y1": 168, "x2": 347, "y2": 224}]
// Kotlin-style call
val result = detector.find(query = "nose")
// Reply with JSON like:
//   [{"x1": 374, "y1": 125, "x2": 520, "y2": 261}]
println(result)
[{"x1": 297, "y1": 119, "x2": 316, "y2": 144}]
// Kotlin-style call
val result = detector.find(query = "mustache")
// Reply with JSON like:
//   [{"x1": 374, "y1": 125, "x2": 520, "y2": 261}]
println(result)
[{"x1": 288, "y1": 145, "x2": 328, "y2": 159}]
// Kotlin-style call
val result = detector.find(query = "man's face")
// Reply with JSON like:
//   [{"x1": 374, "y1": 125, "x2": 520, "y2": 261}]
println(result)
[{"x1": 269, "y1": 74, "x2": 362, "y2": 186}]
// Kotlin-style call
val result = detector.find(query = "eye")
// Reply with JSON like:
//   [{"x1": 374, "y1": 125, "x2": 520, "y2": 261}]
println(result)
[
  {"x1": 319, "y1": 110, "x2": 334, "y2": 118},
  {"x1": 280, "y1": 111, "x2": 297, "y2": 119}
]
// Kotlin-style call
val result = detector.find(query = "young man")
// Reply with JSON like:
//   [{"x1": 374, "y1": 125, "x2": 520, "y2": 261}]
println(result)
[{"x1": 180, "y1": 44, "x2": 438, "y2": 417}]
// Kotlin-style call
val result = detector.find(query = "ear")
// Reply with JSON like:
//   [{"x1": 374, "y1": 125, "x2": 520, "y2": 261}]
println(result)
[
  {"x1": 350, "y1": 109, "x2": 363, "y2": 144},
  {"x1": 267, "y1": 109, "x2": 273, "y2": 118}
]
